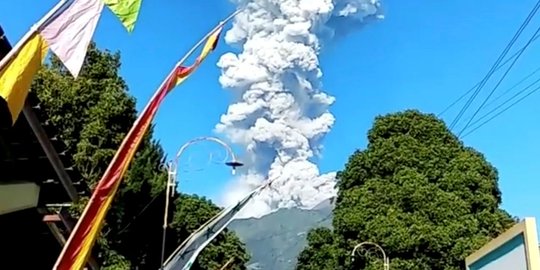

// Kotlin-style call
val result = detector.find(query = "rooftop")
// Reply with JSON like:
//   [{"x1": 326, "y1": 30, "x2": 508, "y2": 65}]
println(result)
[{"x1": 0, "y1": 24, "x2": 95, "y2": 269}]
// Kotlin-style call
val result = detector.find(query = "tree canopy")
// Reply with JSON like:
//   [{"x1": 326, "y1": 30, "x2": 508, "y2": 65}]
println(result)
[
  {"x1": 31, "y1": 43, "x2": 249, "y2": 269},
  {"x1": 296, "y1": 110, "x2": 515, "y2": 270}
]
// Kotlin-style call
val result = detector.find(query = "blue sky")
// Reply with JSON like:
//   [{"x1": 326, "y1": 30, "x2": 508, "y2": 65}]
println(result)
[{"x1": 2, "y1": 0, "x2": 540, "y2": 228}]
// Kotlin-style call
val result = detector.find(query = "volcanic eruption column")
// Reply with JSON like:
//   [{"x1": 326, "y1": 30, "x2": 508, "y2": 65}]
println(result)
[{"x1": 216, "y1": 0, "x2": 383, "y2": 218}]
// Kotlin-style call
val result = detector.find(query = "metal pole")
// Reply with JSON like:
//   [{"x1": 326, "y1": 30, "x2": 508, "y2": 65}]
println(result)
[
  {"x1": 155, "y1": 8, "x2": 242, "y2": 267},
  {"x1": 57, "y1": 9, "x2": 242, "y2": 270},
  {"x1": 160, "y1": 161, "x2": 176, "y2": 268},
  {"x1": 159, "y1": 136, "x2": 242, "y2": 269}
]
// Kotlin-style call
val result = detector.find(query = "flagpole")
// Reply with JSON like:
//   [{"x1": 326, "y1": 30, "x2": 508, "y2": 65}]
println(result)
[
  {"x1": 129, "y1": 8, "x2": 242, "y2": 131},
  {"x1": 129, "y1": 7, "x2": 243, "y2": 150},
  {"x1": 172, "y1": 9, "x2": 241, "y2": 73},
  {"x1": 54, "y1": 8, "x2": 242, "y2": 269},
  {"x1": 0, "y1": 0, "x2": 70, "y2": 70}
]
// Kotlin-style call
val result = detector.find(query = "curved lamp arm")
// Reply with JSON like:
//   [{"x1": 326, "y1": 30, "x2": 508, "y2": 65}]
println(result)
[
  {"x1": 351, "y1": 241, "x2": 389, "y2": 270},
  {"x1": 173, "y1": 136, "x2": 242, "y2": 173},
  {"x1": 168, "y1": 136, "x2": 243, "y2": 193},
  {"x1": 160, "y1": 136, "x2": 243, "y2": 268}
]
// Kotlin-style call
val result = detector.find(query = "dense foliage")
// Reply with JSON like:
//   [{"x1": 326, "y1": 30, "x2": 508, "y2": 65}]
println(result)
[
  {"x1": 296, "y1": 110, "x2": 515, "y2": 270},
  {"x1": 31, "y1": 43, "x2": 249, "y2": 269}
]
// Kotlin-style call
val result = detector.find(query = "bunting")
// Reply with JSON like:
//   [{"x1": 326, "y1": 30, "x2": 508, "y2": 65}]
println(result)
[
  {"x1": 40, "y1": 0, "x2": 104, "y2": 78},
  {"x1": 0, "y1": 34, "x2": 48, "y2": 127},
  {"x1": 103, "y1": 0, "x2": 143, "y2": 32},
  {"x1": 54, "y1": 26, "x2": 225, "y2": 270},
  {"x1": 0, "y1": 0, "x2": 103, "y2": 127}
]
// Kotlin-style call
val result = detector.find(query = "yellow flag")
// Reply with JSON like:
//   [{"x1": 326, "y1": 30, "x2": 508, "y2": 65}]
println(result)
[
  {"x1": 164, "y1": 26, "x2": 224, "y2": 92},
  {"x1": 199, "y1": 26, "x2": 223, "y2": 60},
  {"x1": 0, "y1": 33, "x2": 48, "y2": 127}
]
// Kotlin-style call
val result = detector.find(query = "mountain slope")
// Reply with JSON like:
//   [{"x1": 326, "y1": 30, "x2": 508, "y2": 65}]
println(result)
[{"x1": 228, "y1": 200, "x2": 334, "y2": 270}]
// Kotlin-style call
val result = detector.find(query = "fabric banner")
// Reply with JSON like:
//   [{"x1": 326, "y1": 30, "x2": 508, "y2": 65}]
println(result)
[
  {"x1": 165, "y1": 26, "x2": 223, "y2": 91},
  {"x1": 0, "y1": 0, "x2": 104, "y2": 127},
  {"x1": 54, "y1": 78, "x2": 169, "y2": 270},
  {"x1": 0, "y1": 33, "x2": 47, "y2": 128},
  {"x1": 103, "y1": 0, "x2": 143, "y2": 32},
  {"x1": 40, "y1": 0, "x2": 104, "y2": 78},
  {"x1": 163, "y1": 185, "x2": 265, "y2": 270},
  {"x1": 54, "y1": 26, "x2": 224, "y2": 270}
]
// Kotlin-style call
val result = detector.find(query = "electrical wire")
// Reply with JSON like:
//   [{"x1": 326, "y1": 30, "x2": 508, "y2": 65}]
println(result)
[
  {"x1": 483, "y1": 65, "x2": 540, "y2": 109},
  {"x1": 461, "y1": 81, "x2": 540, "y2": 138},
  {"x1": 447, "y1": 0, "x2": 540, "y2": 130},
  {"x1": 458, "y1": 24, "x2": 540, "y2": 136},
  {"x1": 438, "y1": 31, "x2": 540, "y2": 117},
  {"x1": 466, "y1": 75, "x2": 540, "y2": 128}
]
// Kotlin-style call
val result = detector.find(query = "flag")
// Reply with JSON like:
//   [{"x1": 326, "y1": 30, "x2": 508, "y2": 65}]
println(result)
[
  {"x1": 0, "y1": 0, "x2": 103, "y2": 127},
  {"x1": 0, "y1": 34, "x2": 47, "y2": 127},
  {"x1": 164, "y1": 26, "x2": 223, "y2": 92},
  {"x1": 54, "y1": 24, "x2": 225, "y2": 270},
  {"x1": 163, "y1": 186, "x2": 264, "y2": 270},
  {"x1": 53, "y1": 82, "x2": 168, "y2": 270},
  {"x1": 40, "y1": 0, "x2": 104, "y2": 78},
  {"x1": 103, "y1": 0, "x2": 142, "y2": 32}
]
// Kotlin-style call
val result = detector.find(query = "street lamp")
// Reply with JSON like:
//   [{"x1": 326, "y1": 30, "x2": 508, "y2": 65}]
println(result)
[
  {"x1": 160, "y1": 136, "x2": 243, "y2": 269},
  {"x1": 351, "y1": 241, "x2": 389, "y2": 270}
]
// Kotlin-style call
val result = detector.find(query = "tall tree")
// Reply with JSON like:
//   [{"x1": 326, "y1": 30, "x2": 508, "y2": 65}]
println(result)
[
  {"x1": 31, "y1": 43, "x2": 249, "y2": 269},
  {"x1": 296, "y1": 110, "x2": 515, "y2": 270}
]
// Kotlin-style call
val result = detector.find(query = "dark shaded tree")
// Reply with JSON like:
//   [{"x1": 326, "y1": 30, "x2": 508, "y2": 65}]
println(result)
[
  {"x1": 297, "y1": 110, "x2": 515, "y2": 270},
  {"x1": 31, "y1": 43, "x2": 249, "y2": 269}
]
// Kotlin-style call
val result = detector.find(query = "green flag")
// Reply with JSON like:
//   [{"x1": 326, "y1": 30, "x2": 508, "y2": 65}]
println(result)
[{"x1": 103, "y1": 0, "x2": 142, "y2": 32}]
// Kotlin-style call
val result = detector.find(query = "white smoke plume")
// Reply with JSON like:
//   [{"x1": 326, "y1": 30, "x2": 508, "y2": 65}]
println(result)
[{"x1": 216, "y1": 0, "x2": 383, "y2": 218}]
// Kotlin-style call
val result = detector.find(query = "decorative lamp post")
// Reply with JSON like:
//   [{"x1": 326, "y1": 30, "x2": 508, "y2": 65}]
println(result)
[{"x1": 160, "y1": 136, "x2": 243, "y2": 268}]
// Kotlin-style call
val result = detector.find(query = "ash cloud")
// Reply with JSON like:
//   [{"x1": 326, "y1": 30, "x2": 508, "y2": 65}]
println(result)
[{"x1": 216, "y1": 0, "x2": 383, "y2": 218}]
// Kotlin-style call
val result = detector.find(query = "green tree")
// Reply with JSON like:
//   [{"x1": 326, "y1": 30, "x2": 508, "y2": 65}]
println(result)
[
  {"x1": 296, "y1": 228, "x2": 338, "y2": 269},
  {"x1": 297, "y1": 110, "x2": 515, "y2": 270},
  {"x1": 31, "y1": 43, "x2": 249, "y2": 269},
  {"x1": 171, "y1": 194, "x2": 251, "y2": 270}
]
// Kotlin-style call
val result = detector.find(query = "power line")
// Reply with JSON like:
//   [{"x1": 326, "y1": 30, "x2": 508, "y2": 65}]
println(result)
[
  {"x1": 465, "y1": 74, "x2": 540, "y2": 129},
  {"x1": 483, "y1": 65, "x2": 540, "y2": 109},
  {"x1": 448, "y1": 0, "x2": 540, "y2": 130},
  {"x1": 438, "y1": 32, "x2": 540, "y2": 117},
  {"x1": 461, "y1": 81, "x2": 540, "y2": 138},
  {"x1": 449, "y1": 1, "x2": 540, "y2": 129},
  {"x1": 457, "y1": 24, "x2": 540, "y2": 137}
]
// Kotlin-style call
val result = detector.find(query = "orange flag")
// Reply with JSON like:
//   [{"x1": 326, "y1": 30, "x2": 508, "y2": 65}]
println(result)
[
  {"x1": 165, "y1": 26, "x2": 223, "y2": 91},
  {"x1": 54, "y1": 26, "x2": 223, "y2": 270}
]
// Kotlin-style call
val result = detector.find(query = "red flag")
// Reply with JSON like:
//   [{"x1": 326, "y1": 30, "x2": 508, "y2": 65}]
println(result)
[
  {"x1": 54, "y1": 26, "x2": 224, "y2": 270},
  {"x1": 164, "y1": 26, "x2": 223, "y2": 92}
]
